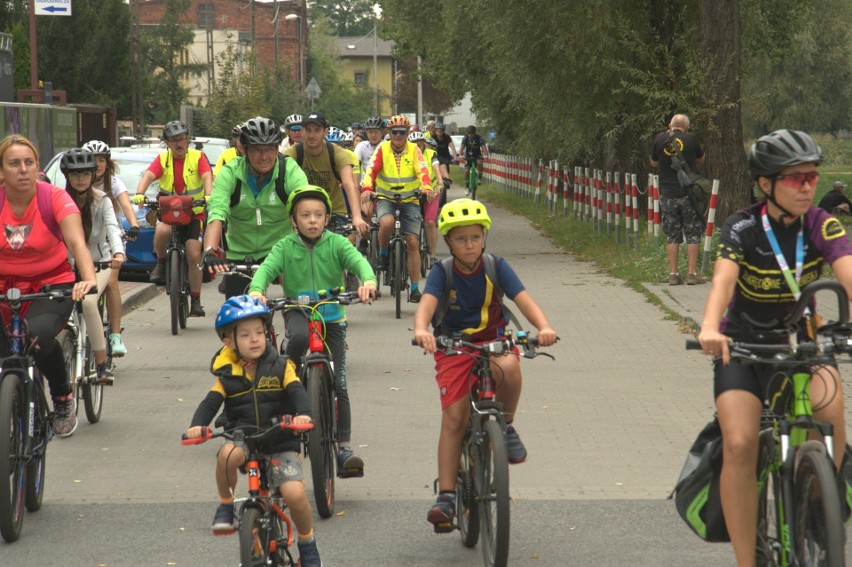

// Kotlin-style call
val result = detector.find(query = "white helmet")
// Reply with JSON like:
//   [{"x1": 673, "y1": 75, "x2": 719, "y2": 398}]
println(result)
[{"x1": 408, "y1": 131, "x2": 425, "y2": 143}]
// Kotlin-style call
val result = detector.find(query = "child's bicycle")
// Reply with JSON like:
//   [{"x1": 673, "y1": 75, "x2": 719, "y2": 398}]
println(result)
[
  {"x1": 685, "y1": 280, "x2": 852, "y2": 566},
  {"x1": 182, "y1": 415, "x2": 313, "y2": 567},
  {"x1": 267, "y1": 289, "x2": 362, "y2": 519},
  {"x1": 416, "y1": 331, "x2": 554, "y2": 567}
]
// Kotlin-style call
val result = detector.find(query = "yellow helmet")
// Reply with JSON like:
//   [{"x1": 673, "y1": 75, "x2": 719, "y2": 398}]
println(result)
[{"x1": 438, "y1": 199, "x2": 491, "y2": 235}]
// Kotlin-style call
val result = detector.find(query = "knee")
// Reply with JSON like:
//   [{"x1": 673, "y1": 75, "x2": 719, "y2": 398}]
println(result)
[{"x1": 722, "y1": 432, "x2": 758, "y2": 468}]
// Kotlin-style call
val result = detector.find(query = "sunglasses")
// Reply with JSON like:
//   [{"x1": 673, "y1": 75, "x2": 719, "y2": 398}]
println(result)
[
  {"x1": 391, "y1": 129, "x2": 408, "y2": 136},
  {"x1": 775, "y1": 171, "x2": 820, "y2": 188}
]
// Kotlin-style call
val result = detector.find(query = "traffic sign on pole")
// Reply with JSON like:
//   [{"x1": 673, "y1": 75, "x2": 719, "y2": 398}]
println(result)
[{"x1": 35, "y1": 0, "x2": 72, "y2": 16}]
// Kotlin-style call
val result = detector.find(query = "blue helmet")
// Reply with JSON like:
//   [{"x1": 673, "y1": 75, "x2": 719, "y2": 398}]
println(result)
[
  {"x1": 215, "y1": 295, "x2": 271, "y2": 338},
  {"x1": 325, "y1": 126, "x2": 344, "y2": 143}
]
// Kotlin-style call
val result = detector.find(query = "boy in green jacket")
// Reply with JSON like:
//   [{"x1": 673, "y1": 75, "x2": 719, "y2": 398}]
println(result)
[{"x1": 248, "y1": 185, "x2": 377, "y2": 476}]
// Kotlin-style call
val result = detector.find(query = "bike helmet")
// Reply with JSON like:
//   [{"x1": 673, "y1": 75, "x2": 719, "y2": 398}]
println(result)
[
  {"x1": 424, "y1": 136, "x2": 437, "y2": 148},
  {"x1": 748, "y1": 129, "x2": 823, "y2": 180},
  {"x1": 162, "y1": 120, "x2": 189, "y2": 140},
  {"x1": 231, "y1": 123, "x2": 244, "y2": 138},
  {"x1": 435, "y1": 123, "x2": 445, "y2": 131},
  {"x1": 284, "y1": 114, "x2": 303, "y2": 128},
  {"x1": 438, "y1": 198, "x2": 492, "y2": 235},
  {"x1": 326, "y1": 126, "x2": 344, "y2": 143},
  {"x1": 387, "y1": 115, "x2": 410, "y2": 128},
  {"x1": 215, "y1": 295, "x2": 272, "y2": 339},
  {"x1": 364, "y1": 116, "x2": 384, "y2": 129},
  {"x1": 82, "y1": 140, "x2": 110, "y2": 159},
  {"x1": 342, "y1": 131, "x2": 354, "y2": 143},
  {"x1": 408, "y1": 131, "x2": 425, "y2": 143},
  {"x1": 60, "y1": 148, "x2": 97, "y2": 174},
  {"x1": 288, "y1": 185, "x2": 333, "y2": 217},
  {"x1": 240, "y1": 116, "x2": 283, "y2": 147}
]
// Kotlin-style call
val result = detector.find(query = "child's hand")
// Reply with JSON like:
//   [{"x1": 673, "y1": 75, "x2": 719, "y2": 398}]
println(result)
[
  {"x1": 358, "y1": 283, "x2": 376, "y2": 304},
  {"x1": 536, "y1": 327, "x2": 559, "y2": 347},
  {"x1": 249, "y1": 291, "x2": 267, "y2": 304},
  {"x1": 413, "y1": 328, "x2": 436, "y2": 354},
  {"x1": 293, "y1": 415, "x2": 312, "y2": 425},
  {"x1": 184, "y1": 426, "x2": 204, "y2": 439}
]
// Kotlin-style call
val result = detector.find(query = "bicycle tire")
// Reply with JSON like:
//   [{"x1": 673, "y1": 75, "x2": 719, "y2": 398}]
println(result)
[
  {"x1": 239, "y1": 506, "x2": 274, "y2": 567},
  {"x1": 24, "y1": 374, "x2": 47, "y2": 512},
  {"x1": 179, "y1": 259, "x2": 188, "y2": 330},
  {"x1": 470, "y1": 167, "x2": 478, "y2": 201},
  {"x1": 458, "y1": 433, "x2": 480, "y2": 548},
  {"x1": 479, "y1": 420, "x2": 510, "y2": 567},
  {"x1": 392, "y1": 240, "x2": 404, "y2": 319},
  {"x1": 81, "y1": 336, "x2": 103, "y2": 424},
  {"x1": 418, "y1": 225, "x2": 428, "y2": 278},
  {"x1": 58, "y1": 329, "x2": 79, "y2": 415},
  {"x1": 169, "y1": 251, "x2": 181, "y2": 335},
  {"x1": 755, "y1": 430, "x2": 781, "y2": 567},
  {"x1": 793, "y1": 442, "x2": 845, "y2": 567},
  {"x1": 368, "y1": 227, "x2": 382, "y2": 297},
  {"x1": 306, "y1": 365, "x2": 335, "y2": 519},
  {"x1": 0, "y1": 374, "x2": 26, "y2": 542}
]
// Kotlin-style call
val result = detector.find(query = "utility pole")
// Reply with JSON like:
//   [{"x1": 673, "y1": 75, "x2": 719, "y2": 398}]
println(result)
[
  {"x1": 373, "y1": 20, "x2": 378, "y2": 115},
  {"x1": 250, "y1": 0, "x2": 256, "y2": 76},
  {"x1": 28, "y1": 0, "x2": 37, "y2": 90}
]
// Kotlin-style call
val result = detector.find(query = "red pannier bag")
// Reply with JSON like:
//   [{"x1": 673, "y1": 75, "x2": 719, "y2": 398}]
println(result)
[{"x1": 158, "y1": 195, "x2": 194, "y2": 226}]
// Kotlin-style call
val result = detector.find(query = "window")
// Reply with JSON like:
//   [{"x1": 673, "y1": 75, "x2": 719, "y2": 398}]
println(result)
[
  {"x1": 354, "y1": 71, "x2": 366, "y2": 86},
  {"x1": 198, "y1": 4, "x2": 215, "y2": 28}
]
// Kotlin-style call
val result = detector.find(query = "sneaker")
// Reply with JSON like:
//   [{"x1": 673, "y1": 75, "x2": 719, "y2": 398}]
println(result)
[
  {"x1": 427, "y1": 493, "x2": 456, "y2": 529},
  {"x1": 668, "y1": 272, "x2": 682, "y2": 286},
  {"x1": 464, "y1": 190, "x2": 470, "y2": 197},
  {"x1": 211, "y1": 503, "x2": 236, "y2": 535},
  {"x1": 505, "y1": 424, "x2": 528, "y2": 464},
  {"x1": 686, "y1": 272, "x2": 707, "y2": 285},
  {"x1": 149, "y1": 263, "x2": 166, "y2": 285},
  {"x1": 95, "y1": 363, "x2": 115, "y2": 386},
  {"x1": 297, "y1": 539, "x2": 322, "y2": 567},
  {"x1": 375, "y1": 255, "x2": 389, "y2": 272},
  {"x1": 190, "y1": 297, "x2": 206, "y2": 317},
  {"x1": 109, "y1": 333, "x2": 127, "y2": 357},
  {"x1": 52, "y1": 393, "x2": 78, "y2": 438},
  {"x1": 409, "y1": 289, "x2": 422, "y2": 303},
  {"x1": 337, "y1": 446, "x2": 364, "y2": 478},
  {"x1": 428, "y1": 256, "x2": 438, "y2": 269}
]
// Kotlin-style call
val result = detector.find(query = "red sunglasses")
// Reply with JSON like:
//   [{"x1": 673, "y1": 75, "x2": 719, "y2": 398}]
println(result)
[{"x1": 774, "y1": 171, "x2": 820, "y2": 188}]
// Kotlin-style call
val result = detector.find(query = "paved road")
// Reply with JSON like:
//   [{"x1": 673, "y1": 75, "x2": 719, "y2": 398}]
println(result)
[{"x1": 2, "y1": 199, "x2": 850, "y2": 565}]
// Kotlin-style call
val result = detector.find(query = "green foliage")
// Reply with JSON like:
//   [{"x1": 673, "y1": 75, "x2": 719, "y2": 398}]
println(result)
[
  {"x1": 309, "y1": 0, "x2": 377, "y2": 36},
  {"x1": 6, "y1": 21, "x2": 29, "y2": 94}
]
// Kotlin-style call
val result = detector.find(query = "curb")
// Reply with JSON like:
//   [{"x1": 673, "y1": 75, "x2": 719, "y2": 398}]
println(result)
[{"x1": 120, "y1": 282, "x2": 161, "y2": 314}]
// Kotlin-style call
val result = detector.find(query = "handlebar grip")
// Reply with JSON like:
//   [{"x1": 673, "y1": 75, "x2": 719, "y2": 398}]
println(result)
[
  {"x1": 274, "y1": 415, "x2": 314, "y2": 432},
  {"x1": 685, "y1": 339, "x2": 702, "y2": 350},
  {"x1": 180, "y1": 427, "x2": 212, "y2": 445}
]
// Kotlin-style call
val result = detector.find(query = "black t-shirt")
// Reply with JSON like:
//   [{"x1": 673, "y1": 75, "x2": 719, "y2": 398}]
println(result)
[
  {"x1": 433, "y1": 132, "x2": 452, "y2": 159},
  {"x1": 651, "y1": 130, "x2": 704, "y2": 198},
  {"x1": 817, "y1": 191, "x2": 852, "y2": 212}
]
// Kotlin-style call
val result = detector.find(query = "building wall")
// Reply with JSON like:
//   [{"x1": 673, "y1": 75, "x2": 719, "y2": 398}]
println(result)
[{"x1": 340, "y1": 56, "x2": 393, "y2": 117}]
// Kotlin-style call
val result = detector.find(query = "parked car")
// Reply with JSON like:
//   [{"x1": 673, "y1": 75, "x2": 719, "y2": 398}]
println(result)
[{"x1": 191, "y1": 137, "x2": 230, "y2": 168}]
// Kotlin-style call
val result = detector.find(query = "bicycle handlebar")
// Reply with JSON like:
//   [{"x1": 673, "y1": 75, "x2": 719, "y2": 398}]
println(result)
[
  {"x1": 266, "y1": 288, "x2": 359, "y2": 311},
  {"x1": 0, "y1": 287, "x2": 95, "y2": 304},
  {"x1": 181, "y1": 414, "x2": 314, "y2": 445},
  {"x1": 412, "y1": 332, "x2": 556, "y2": 360}
]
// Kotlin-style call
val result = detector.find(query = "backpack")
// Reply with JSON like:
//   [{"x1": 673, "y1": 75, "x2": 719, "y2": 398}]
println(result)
[
  {"x1": 666, "y1": 133, "x2": 712, "y2": 222},
  {"x1": 229, "y1": 154, "x2": 290, "y2": 209},
  {"x1": 433, "y1": 253, "x2": 522, "y2": 336},
  {"x1": 0, "y1": 181, "x2": 63, "y2": 241},
  {"x1": 294, "y1": 141, "x2": 341, "y2": 184}
]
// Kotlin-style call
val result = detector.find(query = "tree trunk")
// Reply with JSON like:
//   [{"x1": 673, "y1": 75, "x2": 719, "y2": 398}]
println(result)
[{"x1": 698, "y1": 1, "x2": 752, "y2": 222}]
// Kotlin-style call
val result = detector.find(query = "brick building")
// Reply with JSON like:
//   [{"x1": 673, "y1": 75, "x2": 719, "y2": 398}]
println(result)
[{"x1": 133, "y1": 0, "x2": 307, "y2": 105}]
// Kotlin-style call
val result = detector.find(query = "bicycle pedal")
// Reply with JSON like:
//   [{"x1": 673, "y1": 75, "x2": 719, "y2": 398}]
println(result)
[
  {"x1": 432, "y1": 522, "x2": 455, "y2": 534},
  {"x1": 337, "y1": 467, "x2": 364, "y2": 479}
]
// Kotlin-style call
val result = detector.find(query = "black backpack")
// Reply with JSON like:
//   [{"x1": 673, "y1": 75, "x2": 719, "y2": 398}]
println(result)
[
  {"x1": 294, "y1": 141, "x2": 341, "y2": 184},
  {"x1": 229, "y1": 154, "x2": 290, "y2": 209}
]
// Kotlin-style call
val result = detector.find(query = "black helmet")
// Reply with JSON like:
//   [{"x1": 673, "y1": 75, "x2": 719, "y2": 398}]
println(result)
[
  {"x1": 435, "y1": 123, "x2": 445, "y2": 131},
  {"x1": 364, "y1": 116, "x2": 384, "y2": 129},
  {"x1": 240, "y1": 117, "x2": 283, "y2": 147},
  {"x1": 60, "y1": 148, "x2": 97, "y2": 174},
  {"x1": 748, "y1": 129, "x2": 823, "y2": 180},
  {"x1": 162, "y1": 120, "x2": 189, "y2": 140},
  {"x1": 231, "y1": 123, "x2": 245, "y2": 138}
]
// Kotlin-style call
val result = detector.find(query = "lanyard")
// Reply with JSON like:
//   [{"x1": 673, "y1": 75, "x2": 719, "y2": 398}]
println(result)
[{"x1": 760, "y1": 204, "x2": 803, "y2": 299}]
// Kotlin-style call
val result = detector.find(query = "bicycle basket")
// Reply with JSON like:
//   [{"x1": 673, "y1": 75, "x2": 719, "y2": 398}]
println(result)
[{"x1": 158, "y1": 195, "x2": 194, "y2": 226}]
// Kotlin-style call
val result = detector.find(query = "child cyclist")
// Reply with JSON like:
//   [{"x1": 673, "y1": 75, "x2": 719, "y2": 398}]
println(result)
[
  {"x1": 183, "y1": 295, "x2": 322, "y2": 567},
  {"x1": 412, "y1": 198, "x2": 558, "y2": 528},
  {"x1": 248, "y1": 185, "x2": 377, "y2": 476}
]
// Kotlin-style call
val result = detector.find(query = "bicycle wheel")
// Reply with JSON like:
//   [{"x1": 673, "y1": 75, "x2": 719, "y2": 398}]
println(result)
[
  {"x1": 470, "y1": 167, "x2": 478, "y2": 201},
  {"x1": 0, "y1": 374, "x2": 26, "y2": 542},
  {"x1": 168, "y1": 250, "x2": 181, "y2": 335},
  {"x1": 392, "y1": 240, "x2": 404, "y2": 319},
  {"x1": 178, "y1": 259, "x2": 188, "y2": 330},
  {"x1": 755, "y1": 430, "x2": 781, "y2": 567},
  {"x1": 239, "y1": 506, "x2": 274, "y2": 567},
  {"x1": 81, "y1": 336, "x2": 103, "y2": 424},
  {"x1": 458, "y1": 433, "x2": 480, "y2": 548},
  {"x1": 58, "y1": 329, "x2": 79, "y2": 414},
  {"x1": 368, "y1": 227, "x2": 382, "y2": 297},
  {"x1": 418, "y1": 225, "x2": 429, "y2": 278},
  {"x1": 25, "y1": 379, "x2": 47, "y2": 512},
  {"x1": 478, "y1": 420, "x2": 510, "y2": 567},
  {"x1": 793, "y1": 442, "x2": 845, "y2": 567},
  {"x1": 306, "y1": 365, "x2": 335, "y2": 519}
]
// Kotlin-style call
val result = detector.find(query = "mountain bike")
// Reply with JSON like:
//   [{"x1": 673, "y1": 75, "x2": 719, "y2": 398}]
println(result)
[
  {"x1": 418, "y1": 196, "x2": 430, "y2": 278},
  {"x1": 366, "y1": 196, "x2": 382, "y2": 297},
  {"x1": 417, "y1": 331, "x2": 554, "y2": 567},
  {"x1": 142, "y1": 195, "x2": 206, "y2": 335},
  {"x1": 379, "y1": 191, "x2": 421, "y2": 319},
  {"x1": 686, "y1": 279, "x2": 851, "y2": 567},
  {"x1": 267, "y1": 290, "x2": 361, "y2": 519},
  {"x1": 182, "y1": 415, "x2": 313, "y2": 566},
  {"x1": 0, "y1": 287, "x2": 77, "y2": 542},
  {"x1": 466, "y1": 160, "x2": 480, "y2": 200}
]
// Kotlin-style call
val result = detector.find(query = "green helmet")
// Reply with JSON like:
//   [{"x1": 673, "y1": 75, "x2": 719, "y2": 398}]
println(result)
[{"x1": 287, "y1": 185, "x2": 333, "y2": 217}]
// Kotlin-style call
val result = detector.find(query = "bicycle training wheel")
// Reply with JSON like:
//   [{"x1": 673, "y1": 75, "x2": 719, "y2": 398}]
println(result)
[
  {"x1": 238, "y1": 506, "x2": 273, "y2": 567},
  {"x1": 81, "y1": 337, "x2": 103, "y2": 424},
  {"x1": 306, "y1": 365, "x2": 335, "y2": 519},
  {"x1": 393, "y1": 241, "x2": 404, "y2": 319},
  {"x1": 168, "y1": 252, "x2": 181, "y2": 335},
  {"x1": 793, "y1": 442, "x2": 845, "y2": 567},
  {"x1": 24, "y1": 374, "x2": 47, "y2": 512},
  {"x1": 0, "y1": 374, "x2": 26, "y2": 542},
  {"x1": 458, "y1": 434, "x2": 480, "y2": 548},
  {"x1": 478, "y1": 420, "x2": 510, "y2": 567}
]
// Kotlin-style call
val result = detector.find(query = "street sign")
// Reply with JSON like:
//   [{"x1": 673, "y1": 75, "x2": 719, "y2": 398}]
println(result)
[
  {"x1": 306, "y1": 77, "x2": 321, "y2": 99},
  {"x1": 35, "y1": 0, "x2": 72, "y2": 16}
]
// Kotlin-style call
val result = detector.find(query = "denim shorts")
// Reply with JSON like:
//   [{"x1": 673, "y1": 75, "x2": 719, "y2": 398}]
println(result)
[
  {"x1": 376, "y1": 199, "x2": 422, "y2": 237},
  {"x1": 267, "y1": 451, "x2": 304, "y2": 486}
]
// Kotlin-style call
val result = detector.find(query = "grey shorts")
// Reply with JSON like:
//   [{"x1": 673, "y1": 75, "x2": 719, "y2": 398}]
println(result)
[
  {"x1": 660, "y1": 196, "x2": 703, "y2": 245},
  {"x1": 267, "y1": 451, "x2": 304, "y2": 486},
  {"x1": 376, "y1": 199, "x2": 422, "y2": 238}
]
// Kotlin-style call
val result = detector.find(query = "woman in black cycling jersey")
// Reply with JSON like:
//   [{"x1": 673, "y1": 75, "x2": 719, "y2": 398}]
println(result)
[
  {"x1": 432, "y1": 124, "x2": 457, "y2": 184},
  {"x1": 697, "y1": 129, "x2": 852, "y2": 567}
]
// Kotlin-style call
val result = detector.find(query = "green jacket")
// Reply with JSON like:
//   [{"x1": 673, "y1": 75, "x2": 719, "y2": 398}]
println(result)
[
  {"x1": 248, "y1": 230, "x2": 377, "y2": 323},
  {"x1": 207, "y1": 155, "x2": 308, "y2": 260}
]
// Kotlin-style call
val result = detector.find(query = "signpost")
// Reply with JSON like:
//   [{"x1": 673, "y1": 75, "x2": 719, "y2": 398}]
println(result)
[
  {"x1": 306, "y1": 77, "x2": 321, "y2": 111},
  {"x1": 34, "y1": 0, "x2": 72, "y2": 16}
]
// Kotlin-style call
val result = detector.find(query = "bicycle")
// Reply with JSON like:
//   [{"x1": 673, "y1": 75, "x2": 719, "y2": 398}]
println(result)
[
  {"x1": 366, "y1": 196, "x2": 383, "y2": 297},
  {"x1": 418, "y1": 196, "x2": 430, "y2": 278},
  {"x1": 416, "y1": 331, "x2": 553, "y2": 567},
  {"x1": 182, "y1": 415, "x2": 313, "y2": 566},
  {"x1": 140, "y1": 195, "x2": 206, "y2": 335},
  {"x1": 266, "y1": 289, "x2": 361, "y2": 519},
  {"x1": 685, "y1": 279, "x2": 851, "y2": 567},
  {"x1": 466, "y1": 159, "x2": 480, "y2": 200},
  {"x1": 0, "y1": 287, "x2": 77, "y2": 542},
  {"x1": 377, "y1": 190, "x2": 422, "y2": 319}
]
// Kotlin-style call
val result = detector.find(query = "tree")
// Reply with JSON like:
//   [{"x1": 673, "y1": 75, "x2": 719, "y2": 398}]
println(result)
[
  {"x1": 394, "y1": 55, "x2": 455, "y2": 117},
  {"x1": 309, "y1": 0, "x2": 376, "y2": 36}
]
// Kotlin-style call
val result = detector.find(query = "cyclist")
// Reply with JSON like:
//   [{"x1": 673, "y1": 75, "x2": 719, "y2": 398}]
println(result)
[
  {"x1": 432, "y1": 124, "x2": 457, "y2": 185},
  {"x1": 213, "y1": 123, "x2": 244, "y2": 176},
  {"x1": 354, "y1": 117, "x2": 385, "y2": 181},
  {"x1": 203, "y1": 117, "x2": 308, "y2": 297},
  {"x1": 459, "y1": 125, "x2": 489, "y2": 196},
  {"x1": 0, "y1": 134, "x2": 98, "y2": 437},
  {"x1": 409, "y1": 131, "x2": 447, "y2": 268},
  {"x1": 83, "y1": 139, "x2": 139, "y2": 356},
  {"x1": 696, "y1": 129, "x2": 852, "y2": 567},
  {"x1": 61, "y1": 149, "x2": 125, "y2": 386},
  {"x1": 412, "y1": 198, "x2": 557, "y2": 528},
  {"x1": 283, "y1": 112, "x2": 368, "y2": 239},
  {"x1": 133, "y1": 120, "x2": 212, "y2": 316},
  {"x1": 183, "y1": 295, "x2": 322, "y2": 566},
  {"x1": 424, "y1": 120, "x2": 436, "y2": 139},
  {"x1": 360, "y1": 114, "x2": 434, "y2": 302},
  {"x1": 247, "y1": 186, "x2": 377, "y2": 477},
  {"x1": 279, "y1": 113, "x2": 303, "y2": 153}
]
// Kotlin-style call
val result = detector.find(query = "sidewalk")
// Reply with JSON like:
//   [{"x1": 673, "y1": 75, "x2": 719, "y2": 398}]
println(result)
[{"x1": 116, "y1": 278, "x2": 160, "y2": 313}]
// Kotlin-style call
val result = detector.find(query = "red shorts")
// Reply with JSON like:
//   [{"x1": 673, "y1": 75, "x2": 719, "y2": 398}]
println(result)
[{"x1": 433, "y1": 344, "x2": 520, "y2": 409}]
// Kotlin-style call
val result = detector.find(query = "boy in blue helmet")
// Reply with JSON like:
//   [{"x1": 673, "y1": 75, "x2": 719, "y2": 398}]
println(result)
[{"x1": 183, "y1": 294, "x2": 322, "y2": 567}]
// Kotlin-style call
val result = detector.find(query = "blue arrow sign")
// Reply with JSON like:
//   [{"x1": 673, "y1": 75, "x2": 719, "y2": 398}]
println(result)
[
  {"x1": 34, "y1": 0, "x2": 72, "y2": 16},
  {"x1": 43, "y1": 6, "x2": 67, "y2": 12}
]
